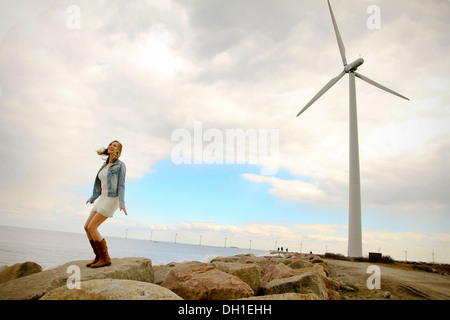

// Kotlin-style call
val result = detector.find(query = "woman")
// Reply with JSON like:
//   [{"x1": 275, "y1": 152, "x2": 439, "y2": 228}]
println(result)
[{"x1": 84, "y1": 140, "x2": 127, "y2": 268}]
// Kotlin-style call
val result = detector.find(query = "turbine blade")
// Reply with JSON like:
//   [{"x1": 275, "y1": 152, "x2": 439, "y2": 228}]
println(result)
[
  {"x1": 297, "y1": 71, "x2": 346, "y2": 117},
  {"x1": 355, "y1": 72, "x2": 409, "y2": 100},
  {"x1": 327, "y1": 0, "x2": 347, "y2": 66}
]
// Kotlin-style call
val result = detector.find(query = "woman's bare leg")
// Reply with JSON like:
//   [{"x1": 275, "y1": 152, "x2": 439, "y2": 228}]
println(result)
[
  {"x1": 84, "y1": 210, "x2": 98, "y2": 241},
  {"x1": 86, "y1": 212, "x2": 108, "y2": 242}
]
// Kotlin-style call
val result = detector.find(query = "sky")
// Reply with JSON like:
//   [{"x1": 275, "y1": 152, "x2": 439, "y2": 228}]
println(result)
[{"x1": 0, "y1": 0, "x2": 449, "y2": 263}]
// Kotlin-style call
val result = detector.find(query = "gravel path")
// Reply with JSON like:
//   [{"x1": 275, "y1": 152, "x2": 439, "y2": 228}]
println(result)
[{"x1": 325, "y1": 259, "x2": 450, "y2": 300}]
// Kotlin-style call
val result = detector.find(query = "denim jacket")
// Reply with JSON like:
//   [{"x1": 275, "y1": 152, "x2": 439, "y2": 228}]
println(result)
[{"x1": 88, "y1": 159, "x2": 126, "y2": 207}]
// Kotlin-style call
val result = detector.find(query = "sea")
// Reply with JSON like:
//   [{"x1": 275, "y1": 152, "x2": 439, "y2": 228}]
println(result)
[{"x1": 0, "y1": 225, "x2": 269, "y2": 271}]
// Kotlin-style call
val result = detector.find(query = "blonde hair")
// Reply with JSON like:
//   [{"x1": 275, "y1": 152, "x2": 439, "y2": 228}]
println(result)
[{"x1": 97, "y1": 140, "x2": 123, "y2": 163}]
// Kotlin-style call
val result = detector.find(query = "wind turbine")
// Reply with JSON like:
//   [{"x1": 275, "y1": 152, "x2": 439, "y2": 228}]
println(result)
[{"x1": 296, "y1": 0, "x2": 409, "y2": 257}]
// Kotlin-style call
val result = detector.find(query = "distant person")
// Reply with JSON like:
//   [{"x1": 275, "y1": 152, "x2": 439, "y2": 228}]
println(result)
[{"x1": 84, "y1": 140, "x2": 127, "y2": 268}]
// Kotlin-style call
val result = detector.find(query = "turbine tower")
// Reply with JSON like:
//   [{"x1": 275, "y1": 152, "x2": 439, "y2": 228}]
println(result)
[{"x1": 296, "y1": 0, "x2": 409, "y2": 257}]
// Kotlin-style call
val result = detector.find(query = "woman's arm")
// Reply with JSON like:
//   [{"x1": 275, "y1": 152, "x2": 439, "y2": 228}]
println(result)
[{"x1": 118, "y1": 162, "x2": 127, "y2": 214}]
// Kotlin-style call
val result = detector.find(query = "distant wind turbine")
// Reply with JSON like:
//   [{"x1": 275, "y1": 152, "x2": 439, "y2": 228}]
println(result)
[{"x1": 296, "y1": 0, "x2": 409, "y2": 257}]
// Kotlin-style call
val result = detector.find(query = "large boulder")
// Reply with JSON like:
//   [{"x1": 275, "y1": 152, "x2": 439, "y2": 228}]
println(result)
[
  {"x1": 291, "y1": 264, "x2": 327, "y2": 277},
  {"x1": 291, "y1": 264, "x2": 339, "y2": 292},
  {"x1": 40, "y1": 279, "x2": 182, "y2": 300},
  {"x1": 288, "y1": 259, "x2": 313, "y2": 269},
  {"x1": 212, "y1": 261, "x2": 262, "y2": 294},
  {"x1": 261, "y1": 262, "x2": 294, "y2": 284},
  {"x1": 153, "y1": 264, "x2": 173, "y2": 285},
  {"x1": 153, "y1": 262, "x2": 193, "y2": 285},
  {"x1": 0, "y1": 257, "x2": 153, "y2": 300},
  {"x1": 0, "y1": 261, "x2": 42, "y2": 283},
  {"x1": 161, "y1": 262, "x2": 254, "y2": 300},
  {"x1": 263, "y1": 272, "x2": 329, "y2": 300},
  {"x1": 210, "y1": 253, "x2": 258, "y2": 264}
]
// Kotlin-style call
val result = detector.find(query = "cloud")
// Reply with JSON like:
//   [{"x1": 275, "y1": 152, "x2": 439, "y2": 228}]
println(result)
[
  {"x1": 429, "y1": 233, "x2": 450, "y2": 246},
  {"x1": 176, "y1": 0, "x2": 307, "y2": 60},
  {"x1": 363, "y1": 230, "x2": 426, "y2": 243},
  {"x1": 177, "y1": 221, "x2": 298, "y2": 240},
  {"x1": 293, "y1": 223, "x2": 347, "y2": 244},
  {"x1": 294, "y1": 223, "x2": 343, "y2": 235},
  {"x1": 179, "y1": 221, "x2": 242, "y2": 234},
  {"x1": 242, "y1": 174, "x2": 342, "y2": 206}
]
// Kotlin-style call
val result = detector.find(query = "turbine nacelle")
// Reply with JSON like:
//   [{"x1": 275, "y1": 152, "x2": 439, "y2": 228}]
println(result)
[{"x1": 344, "y1": 58, "x2": 364, "y2": 73}]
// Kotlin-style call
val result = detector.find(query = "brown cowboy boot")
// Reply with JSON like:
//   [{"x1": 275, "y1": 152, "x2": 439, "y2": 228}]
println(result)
[
  {"x1": 86, "y1": 240, "x2": 100, "y2": 267},
  {"x1": 91, "y1": 238, "x2": 111, "y2": 268}
]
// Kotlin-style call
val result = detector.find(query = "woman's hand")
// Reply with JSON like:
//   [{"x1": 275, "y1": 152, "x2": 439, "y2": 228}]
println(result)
[{"x1": 120, "y1": 207, "x2": 128, "y2": 215}]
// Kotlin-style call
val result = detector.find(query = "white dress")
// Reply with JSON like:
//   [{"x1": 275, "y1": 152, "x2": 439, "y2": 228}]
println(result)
[{"x1": 92, "y1": 167, "x2": 120, "y2": 218}]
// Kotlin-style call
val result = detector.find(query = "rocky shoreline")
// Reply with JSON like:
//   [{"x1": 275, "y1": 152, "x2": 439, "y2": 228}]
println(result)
[
  {"x1": 0, "y1": 252, "x2": 348, "y2": 300},
  {"x1": 4, "y1": 251, "x2": 449, "y2": 301}
]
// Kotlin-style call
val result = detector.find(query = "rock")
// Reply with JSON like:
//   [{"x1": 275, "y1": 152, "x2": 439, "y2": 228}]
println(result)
[
  {"x1": 153, "y1": 262, "x2": 196, "y2": 285},
  {"x1": 240, "y1": 293, "x2": 320, "y2": 300},
  {"x1": 339, "y1": 282, "x2": 358, "y2": 292},
  {"x1": 212, "y1": 261, "x2": 262, "y2": 294},
  {"x1": 291, "y1": 264, "x2": 339, "y2": 291},
  {"x1": 153, "y1": 264, "x2": 173, "y2": 285},
  {"x1": 288, "y1": 259, "x2": 313, "y2": 269},
  {"x1": 40, "y1": 279, "x2": 182, "y2": 300},
  {"x1": 210, "y1": 253, "x2": 256, "y2": 264},
  {"x1": 0, "y1": 261, "x2": 42, "y2": 284},
  {"x1": 310, "y1": 256, "x2": 325, "y2": 264},
  {"x1": 328, "y1": 289, "x2": 341, "y2": 300},
  {"x1": 321, "y1": 275, "x2": 340, "y2": 292},
  {"x1": 384, "y1": 291, "x2": 391, "y2": 299},
  {"x1": 291, "y1": 264, "x2": 327, "y2": 277},
  {"x1": 161, "y1": 262, "x2": 254, "y2": 300},
  {"x1": 263, "y1": 272, "x2": 329, "y2": 300},
  {"x1": 242, "y1": 255, "x2": 268, "y2": 265},
  {"x1": 0, "y1": 257, "x2": 153, "y2": 300},
  {"x1": 261, "y1": 262, "x2": 294, "y2": 284},
  {"x1": 316, "y1": 262, "x2": 329, "y2": 276},
  {"x1": 210, "y1": 257, "x2": 235, "y2": 263}
]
